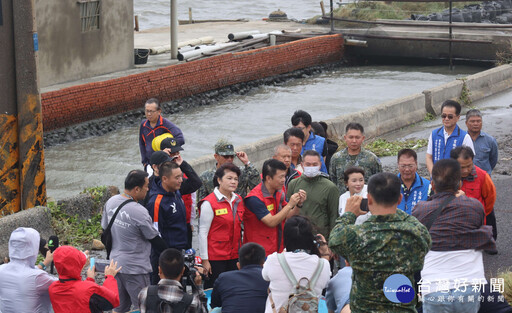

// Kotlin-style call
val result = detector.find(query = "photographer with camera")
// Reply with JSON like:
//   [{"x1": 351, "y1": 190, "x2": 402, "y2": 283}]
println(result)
[{"x1": 138, "y1": 248, "x2": 208, "y2": 313}]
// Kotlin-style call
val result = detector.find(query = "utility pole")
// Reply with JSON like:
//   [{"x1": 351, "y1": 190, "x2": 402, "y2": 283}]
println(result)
[
  {"x1": 0, "y1": 0, "x2": 46, "y2": 215},
  {"x1": 170, "y1": 0, "x2": 178, "y2": 59}
]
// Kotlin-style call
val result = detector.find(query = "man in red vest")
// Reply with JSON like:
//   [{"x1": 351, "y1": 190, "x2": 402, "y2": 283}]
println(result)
[
  {"x1": 243, "y1": 159, "x2": 306, "y2": 256},
  {"x1": 450, "y1": 146, "x2": 497, "y2": 243}
]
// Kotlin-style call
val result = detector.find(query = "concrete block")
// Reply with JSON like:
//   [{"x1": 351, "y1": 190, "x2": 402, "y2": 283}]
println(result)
[
  {"x1": 423, "y1": 80, "x2": 464, "y2": 115},
  {"x1": 465, "y1": 64, "x2": 512, "y2": 102},
  {"x1": 0, "y1": 206, "x2": 55, "y2": 260}
]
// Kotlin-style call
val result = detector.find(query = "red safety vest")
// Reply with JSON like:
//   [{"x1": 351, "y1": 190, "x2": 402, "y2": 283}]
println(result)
[
  {"x1": 243, "y1": 183, "x2": 287, "y2": 256},
  {"x1": 199, "y1": 193, "x2": 244, "y2": 261}
]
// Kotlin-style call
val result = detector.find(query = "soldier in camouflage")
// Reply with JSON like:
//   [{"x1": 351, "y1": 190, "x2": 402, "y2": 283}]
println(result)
[
  {"x1": 329, "y1": 122, "x2": 382, "y2": 194},
  {"x1": 197, "y1": 139, "x2": 260, "y2": 203},
  {"x1": 329, "y1": 172, "x2": 431, "y2": 313}
]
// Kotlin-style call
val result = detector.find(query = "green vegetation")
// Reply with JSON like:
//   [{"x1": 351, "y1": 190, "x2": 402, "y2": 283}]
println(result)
[
  {"x1": 365, "y1": 138, "x2": 428, "y2": 157},
  {"x1": 308, "y1": 1, "x2": 480, "y2": 26},
  {"x1": 424, "y1": 112, "x2": 436, "y2": 122},
  {"x1": 335, "y1": 138, "x2": 428, "y2": 157},
  {"x1": 458, "y1": 78, "x2": 472, "y2": 105},
  {"x1": 499, "y1": 270, "x2": 512, "y2": 304},
  {"x1": 48, "y1": 186, "x2": 107, "y2": 248},
  {"x1": 496, "y1": 40, "x2": 512, "y2": 66}
]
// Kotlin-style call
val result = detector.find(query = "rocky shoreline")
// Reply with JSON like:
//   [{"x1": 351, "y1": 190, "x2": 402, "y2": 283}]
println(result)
[{"x1": 411, "y1": 0, "x2": 512, "y2": 24}]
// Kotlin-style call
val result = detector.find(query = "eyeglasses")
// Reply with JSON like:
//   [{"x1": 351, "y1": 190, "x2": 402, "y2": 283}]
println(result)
[
  {"x1": 441, "y1": 114, "x2": 456, "y2": 120},
  {"x1": 398, "y1": 164, "x2": 416, "y2": 170},
  {"x1": 294, "y1": 126, "x2": 306, "y2": 131}
]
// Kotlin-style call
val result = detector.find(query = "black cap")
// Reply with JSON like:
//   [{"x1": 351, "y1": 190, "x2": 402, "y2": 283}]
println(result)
[
  {"x1": 160, "y1": 138, "x2": 184, "y2": 153},
  {"x1": 150, "y1": 151, "x2": 171, "y2": 166}
]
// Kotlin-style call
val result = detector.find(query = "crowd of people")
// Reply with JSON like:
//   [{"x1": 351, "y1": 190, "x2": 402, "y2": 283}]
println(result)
[{"x1": 0, "y1": 97, "x2": 509, "y2": 313}]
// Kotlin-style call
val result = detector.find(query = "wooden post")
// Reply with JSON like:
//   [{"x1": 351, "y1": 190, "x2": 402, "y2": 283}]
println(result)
[
  {"x1": 189, "y1": 7, "x2": 193, "y2": 24},
  {"x1": 135, "y1": 15, "x2": 140, "y2": 31},
  {"x1": 320, "y1": 1, "x2": 326, "y2": 16}
]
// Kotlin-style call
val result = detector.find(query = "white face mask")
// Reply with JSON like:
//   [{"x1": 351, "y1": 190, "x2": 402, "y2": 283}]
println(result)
[{"x1": 303, "y1": 166, "x2": 321, "y2": 178}]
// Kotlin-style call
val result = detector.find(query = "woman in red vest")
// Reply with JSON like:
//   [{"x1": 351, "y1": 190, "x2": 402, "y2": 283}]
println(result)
[{"x1": 198, "y1": 163, "x2": 245, "y2": 289}]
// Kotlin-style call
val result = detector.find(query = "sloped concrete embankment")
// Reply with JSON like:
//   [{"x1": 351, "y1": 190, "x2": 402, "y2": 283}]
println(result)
[{"x1": 2, "y1": 65, "x2": 512, "y2": 259}]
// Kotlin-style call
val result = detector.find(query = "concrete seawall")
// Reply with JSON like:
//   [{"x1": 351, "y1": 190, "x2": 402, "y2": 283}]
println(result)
[{"x1": 1, "y1": 65, "x2": 511, "y2": 258}]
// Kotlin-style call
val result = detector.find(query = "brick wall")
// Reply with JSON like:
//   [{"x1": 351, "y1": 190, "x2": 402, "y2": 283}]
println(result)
[{"x1": 41, "y1": 34, "x2": 344, "y2": 131}]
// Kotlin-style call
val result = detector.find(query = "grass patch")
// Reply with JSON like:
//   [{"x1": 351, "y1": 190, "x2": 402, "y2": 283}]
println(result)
[
  {"x1": 48, "y1": 186, "x2": 107, "y2": 248},
  {"x1": 308, "y1": 1, "x2": 480, "y2": 26},
  {"x1": 335, "y1": 138, "x2": 428, "y2": 157},
  {"x1": 424, "y1": 113, "x2": 436, "y2": 122},
  {"x1": 498, "y1": 270, "x2": 512, "y2": 304}
]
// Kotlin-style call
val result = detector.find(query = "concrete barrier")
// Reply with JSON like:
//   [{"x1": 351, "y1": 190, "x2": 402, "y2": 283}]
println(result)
[
  {"x1": 325, "y1": 93, "x2": 426, "y2": 140},
  {"x1": 0, "y1": 207, "x2": 55, "y2": 259},
  {"x1": 465, "y1": 64, "x2": 512, "y2": 102},
  {"x1": 423, "y1": 80, "x2": 464, "y2": 115},
  {"x1": 423, "y1": 64, "x2": 512, "y2": 115}
]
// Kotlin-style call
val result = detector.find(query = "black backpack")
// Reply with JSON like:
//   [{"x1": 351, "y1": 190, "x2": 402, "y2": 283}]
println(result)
[{"x1": 145, "y1": 285, "x2": 193, "y2": 313}]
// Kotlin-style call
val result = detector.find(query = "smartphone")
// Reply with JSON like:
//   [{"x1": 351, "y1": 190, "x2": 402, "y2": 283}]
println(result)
[
  {"x1": 360, "y1": 199, "x2": 369, "y2": 212},
  {"x1": 95, "y1": 260, "x2": 109, "y2": 273},
  {"x1": 89, "y1": 257, "x2": 95, "y2": 270}
]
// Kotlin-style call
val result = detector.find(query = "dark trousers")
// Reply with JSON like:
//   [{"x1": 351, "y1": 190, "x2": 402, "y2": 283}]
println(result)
[
  {"x1": 487, "y1": 210, "x2": 498, "y2": 240},
  {"x1": 186, "y1": 223, "x2": 193, "y2": 250},
  {"x1": 204, "y1": 259, "x2": 238, "y2": 289}
]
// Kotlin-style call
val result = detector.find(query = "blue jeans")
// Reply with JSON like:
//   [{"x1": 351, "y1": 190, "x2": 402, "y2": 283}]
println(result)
[{"x1": 423, "y1": 289, "x2": 481, "y2": 313}]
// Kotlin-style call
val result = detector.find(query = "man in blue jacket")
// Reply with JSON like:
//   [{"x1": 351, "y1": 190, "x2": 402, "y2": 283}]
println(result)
[
  {"x1": 426, "y1": 100, "x2": 474, "y2": 175},
  {"x1": 291, "y1": 110, "x2": 328, "y2": 173},
  {"x1": 139, "y1": 98, "x2": 185, "y2": 170},
  {"x1": 146, "y1": 161, "x2": 187, "y2": 283},
  {"x1": 397, "y1": 149, "x2": 431, "y2": 215},
  {"x1": 211, "y1": 243, "x2": 269, "y2": 313}
]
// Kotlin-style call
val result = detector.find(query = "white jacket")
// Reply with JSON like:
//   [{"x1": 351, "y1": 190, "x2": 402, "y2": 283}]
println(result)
[{"x1": 0, "y1": 227, "x2": 57, "y2": 313}]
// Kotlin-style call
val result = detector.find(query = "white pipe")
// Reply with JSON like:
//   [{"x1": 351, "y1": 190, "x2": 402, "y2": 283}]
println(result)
[
  {"x1": 270, "y1": 35, "x2": 276, "y2": 46},
  {"x1": 178, "y1": 46, "x2": 196, "y2": 53},
  {"x1": 228, "y1": 30, "x2": 260, "y2": 41},
  {"x1": 170, "y1": 0, "x2": 178, "y2": 59},
  {"x1": 149, "y1": 37, "x2": 215, "y2": 55},
  {"x1": 178, "y1": 43, "x2": 238, "y2": 61}
]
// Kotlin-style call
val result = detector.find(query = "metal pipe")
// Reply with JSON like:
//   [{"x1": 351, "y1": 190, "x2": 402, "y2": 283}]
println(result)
[
  {"x1": 228, "y1": 30, "x2": 260, "y2": 41},
  {"x1": 170, "y1": 0, "x2": 178, "y2": 59},
  {"x1": 330, "y1": 0, "x2": 334, "y2": 32},
  {"x1": 449, "y1": 0, "x2": 453, "y2": 70},
  {"x1": 322, "y1": 15, "x2": 512, "y2": 28},
  {"x1": 338, "y1": 32, "x2": 492, "y2": 44}
]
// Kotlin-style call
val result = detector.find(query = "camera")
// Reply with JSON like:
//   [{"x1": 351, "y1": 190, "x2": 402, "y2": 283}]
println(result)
[{"x1": 182, "y1": 249, "x2": 204, "y2": 290}]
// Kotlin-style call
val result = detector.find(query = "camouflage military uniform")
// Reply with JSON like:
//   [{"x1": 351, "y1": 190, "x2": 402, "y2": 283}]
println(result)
[
  {"x1": 329, "y1": 209, "x2": 431, "y2": 313},
  {"x1": 197, "y1": 164, "x2": 260, "y2": 202},
  {"x1": 329, "y1": 148, "x2": 382, "y2": 194}
]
